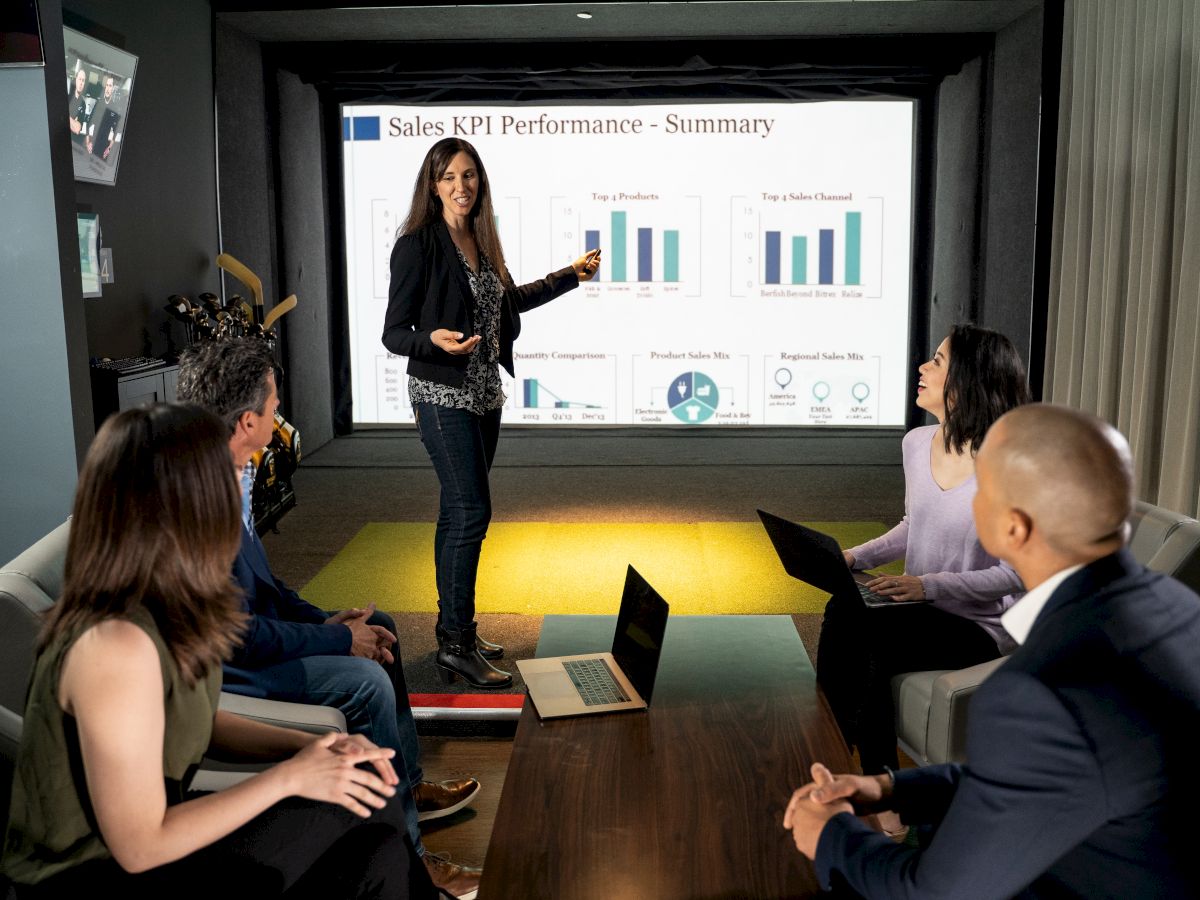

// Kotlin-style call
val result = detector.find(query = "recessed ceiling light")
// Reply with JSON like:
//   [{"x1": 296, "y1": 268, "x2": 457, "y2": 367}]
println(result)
[{"x1": 577, "y1": 11, "x2": 593, "y2": 19}]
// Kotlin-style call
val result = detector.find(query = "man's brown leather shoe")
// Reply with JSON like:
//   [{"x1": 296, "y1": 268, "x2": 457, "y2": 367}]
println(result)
[
  {"x1": 423, "y1": 852, "x2": 481, "y2": 899},
  {"x1": 414, "y1": 777, "x2": 481, "y2": 822}
]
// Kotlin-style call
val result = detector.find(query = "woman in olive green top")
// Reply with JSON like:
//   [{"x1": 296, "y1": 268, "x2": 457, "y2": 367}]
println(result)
[{"x1": 2, "y1": 405, "x2": 433, "y2": 898}]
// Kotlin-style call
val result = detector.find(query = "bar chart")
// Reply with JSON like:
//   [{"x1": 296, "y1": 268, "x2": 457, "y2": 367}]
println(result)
[
  {"x1": 551, "y1": 195, "x2": 701, "y2": 295},
  {"x1": 731, "y1": 195, "x2": 885, "y2": 297},
  {"x1": 493, "y1": 196, "x2": 523, "y2": 279},
  {"x1": 521, "y1": 378, "x2": 602, "y2": 410},
  {"x1": 504, "y1": 354, "x2": 618, "y2": 424},
  {"x1": 762, "y1": 210, "x2": 863, "y2": 286}
]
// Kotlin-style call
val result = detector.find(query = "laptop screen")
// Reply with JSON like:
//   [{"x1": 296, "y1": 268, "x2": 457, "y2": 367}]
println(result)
[
  {"x1": 757, "y1": 509, "x2": 861, "y2": 597},
  {"x1": 611, "y1": 566, "x2": 670, "y2": 704}
]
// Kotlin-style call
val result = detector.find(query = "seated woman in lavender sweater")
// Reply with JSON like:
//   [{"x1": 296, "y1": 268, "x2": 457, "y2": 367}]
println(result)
[{"x1": 817, "y1": 323, "x2": 1030, "y2": 790}]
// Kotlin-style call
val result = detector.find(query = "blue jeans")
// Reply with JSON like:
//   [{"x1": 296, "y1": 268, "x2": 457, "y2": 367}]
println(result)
[
  {"x1": 413, "y1": 402, "x2": 502, "y2": 638},
  {"x1": 238, "y1": 610, "x2": 425, "y2": 854}
]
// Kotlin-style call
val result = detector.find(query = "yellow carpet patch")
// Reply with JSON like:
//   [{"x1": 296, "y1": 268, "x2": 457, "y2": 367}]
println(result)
[{"x1": 301, "y1": 522, "x2": 901, "y2": 616}]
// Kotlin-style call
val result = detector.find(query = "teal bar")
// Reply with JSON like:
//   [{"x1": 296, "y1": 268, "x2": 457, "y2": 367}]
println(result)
[
  {"x1": 664, "y1": 230, "x2": 679, "y2": 282},
  {"x1": 792, "y1": 236, "x2": 807, "y2": 284},
  {"x1": 611, "y1": 211, "x2": 627, "y2": 282},
  {"x1": 845, "y1": 211, "x2": 862, "y2": 285}
]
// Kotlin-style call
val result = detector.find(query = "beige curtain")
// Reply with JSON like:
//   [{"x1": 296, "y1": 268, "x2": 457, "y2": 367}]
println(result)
[{"x1": 1046, "y1": 0, "x2": 1200, "y2": 516}]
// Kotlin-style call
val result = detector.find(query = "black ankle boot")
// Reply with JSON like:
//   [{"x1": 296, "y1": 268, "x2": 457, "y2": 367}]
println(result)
[
  {"x1": 476, "y1": 634, "x2": 504, "y2": 660},
  {"x1": 436, "y1": 624, "x2": 513, "y2": 688},
  {"x1": 439, "y1": 624, "x2": 503, "y2": 660}
]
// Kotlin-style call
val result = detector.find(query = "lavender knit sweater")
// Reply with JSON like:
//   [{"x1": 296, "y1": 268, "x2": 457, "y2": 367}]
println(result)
[{"x1": 847, "y1": 424, "x2": 1022, "y2": 652}]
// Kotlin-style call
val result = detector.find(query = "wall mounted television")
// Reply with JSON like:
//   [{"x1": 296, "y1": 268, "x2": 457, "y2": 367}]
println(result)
[{"x1": 64, "y1": 26, "x2": 136, "y2": 186}]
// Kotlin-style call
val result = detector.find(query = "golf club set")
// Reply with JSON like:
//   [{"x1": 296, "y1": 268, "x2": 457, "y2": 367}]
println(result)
[
  {"x1": 164, "y1": 291, "x2": 267, "y2": 345},
  {"x1": 163, "y1": 253, "x2": 298, "y2": 348},
  {"x1": 167, "y1": 252, "x2": 303, "y2": 532}
]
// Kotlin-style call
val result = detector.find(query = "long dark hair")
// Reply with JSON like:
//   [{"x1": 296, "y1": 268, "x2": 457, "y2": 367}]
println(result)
[
  {"x1": 40, "y1": 404, "x2": 245, "y2": 685},
  {"x1": 400, "y1": 137, "x2": 510, "y2": 283},
  {"x1": 942, "y1": 323, "x2": 1031, "y2": 455}
]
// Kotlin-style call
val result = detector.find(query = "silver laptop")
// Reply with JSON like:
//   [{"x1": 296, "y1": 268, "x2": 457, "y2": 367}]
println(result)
[{"x1": 517, "y1": 565, "x2": 669, "y2": 719}]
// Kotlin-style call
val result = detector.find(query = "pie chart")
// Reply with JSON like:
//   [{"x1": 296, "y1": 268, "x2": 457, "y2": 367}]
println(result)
[{"x1": 668, "y1": 371, "x2": 719, "y2": 423}]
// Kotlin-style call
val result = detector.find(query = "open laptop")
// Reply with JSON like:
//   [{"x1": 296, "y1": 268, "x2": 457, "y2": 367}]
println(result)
[
  {"x1": 757, "y1": 509, "x2": 927, "y2": 608},
  {"x1": 516, "y1": 565, "x2": 669, "y2": 719}
]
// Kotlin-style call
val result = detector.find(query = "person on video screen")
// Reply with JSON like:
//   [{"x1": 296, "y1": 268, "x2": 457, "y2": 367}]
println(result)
[
  {"x1": 87, "y1": 74, "x2": 121, "y2": 161},
  {"x1": 68, "y1": 65, "x2": 90, "y2": 147}
]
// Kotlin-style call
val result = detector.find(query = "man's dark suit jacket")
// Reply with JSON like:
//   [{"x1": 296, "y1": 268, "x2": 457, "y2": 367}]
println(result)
[
  {"x1": 225, "y1": 526, "x2": 351, "y2": 696},
  {"x1": 815, "y1": 549, "x2": 1200, "y2": 898}
]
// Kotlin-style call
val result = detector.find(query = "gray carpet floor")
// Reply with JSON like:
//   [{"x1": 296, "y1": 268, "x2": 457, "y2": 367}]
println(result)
[{"x1": 259, "y1": 430, "x2": 905, "y2": 696}]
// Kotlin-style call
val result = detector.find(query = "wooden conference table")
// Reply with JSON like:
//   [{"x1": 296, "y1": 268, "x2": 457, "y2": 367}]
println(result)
[{"x1": 478, "y1": 614, "x2": 858, "y2": 899}]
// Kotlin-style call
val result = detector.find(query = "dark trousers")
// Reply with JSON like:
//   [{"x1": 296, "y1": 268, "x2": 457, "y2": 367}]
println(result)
[
  {"x1": 366, "y1": 609, "x2": 420, "y2": 777},
  {"x1": 413, "y1": 401, "x2": 502, "y2": 637},
  {"x1": 15, "y1": 796, "x2": 436, "y2": 899},
  {"x1": 230, "y1": 609, "x2": 424, "y2": 852},
  {"x1": 816, "y1": 590, "x2": 1002, "y2": 773}
]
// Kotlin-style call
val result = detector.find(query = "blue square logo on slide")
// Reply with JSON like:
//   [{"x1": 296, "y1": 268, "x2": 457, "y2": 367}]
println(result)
[{"x1": 352, "y1": 116, "x2": 381, "y2": 140}]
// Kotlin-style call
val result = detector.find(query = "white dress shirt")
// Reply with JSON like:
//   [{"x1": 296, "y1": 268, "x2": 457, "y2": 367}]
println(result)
[{"x1": 1000, "y1": 563, "x2": 1084, "y2": 645}]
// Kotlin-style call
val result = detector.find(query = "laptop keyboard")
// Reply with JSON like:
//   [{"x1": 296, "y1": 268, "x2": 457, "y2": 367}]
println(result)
[
  {"x1": 563, "y1": 658, "x2": 630, "y2": 706},
  {"x1": 857, "y1": 583, "x2": 890, "y2": 605}
]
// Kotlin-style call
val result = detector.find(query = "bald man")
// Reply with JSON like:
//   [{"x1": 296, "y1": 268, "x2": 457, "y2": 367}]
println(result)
[{"x1": 783, "y1": 404, "x2": 1200, "y2": 898}]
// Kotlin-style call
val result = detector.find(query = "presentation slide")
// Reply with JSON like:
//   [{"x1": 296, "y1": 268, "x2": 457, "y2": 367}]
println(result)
[{"x1": 342, "y1": 100, "x2": 914, "y2": 426}]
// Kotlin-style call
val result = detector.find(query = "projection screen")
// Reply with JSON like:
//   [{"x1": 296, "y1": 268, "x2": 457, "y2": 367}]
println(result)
[{"x1": 342, "y1": 100, "x2": 914, "y2": 427}]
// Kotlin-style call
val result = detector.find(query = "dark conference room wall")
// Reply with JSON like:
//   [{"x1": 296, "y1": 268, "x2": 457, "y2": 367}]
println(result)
[
  {"x1": 64, "y1": 0, "x2": 220, "y2": 362},
  {"x1": 1, "y1": 0, "x2": 219, "y2": 560}
]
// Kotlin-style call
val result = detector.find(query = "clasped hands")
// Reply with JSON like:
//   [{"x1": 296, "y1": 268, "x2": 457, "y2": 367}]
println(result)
[
  {"x1": 783, "y1": 763, "x2": 893, "y2": 859},
  {"x1": 281, "y1": 732, "x2": 399, "y2": 818},
  {"x1": 327, "y1": 603, "x2": 396, "y2": 664}
]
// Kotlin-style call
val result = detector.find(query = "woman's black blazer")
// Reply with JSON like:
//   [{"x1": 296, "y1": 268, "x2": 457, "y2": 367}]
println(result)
[{"x1": 382, "y1": 220, "x2": 579, "y2": 388}]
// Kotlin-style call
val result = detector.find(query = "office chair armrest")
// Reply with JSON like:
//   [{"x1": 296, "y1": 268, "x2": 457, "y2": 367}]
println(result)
[
  {"x1": 217, "y1": 692, "x2": 347, "y2": 735},
  {"x1": 926, "y1": 657, "x2": 1006, "y2": 764}
]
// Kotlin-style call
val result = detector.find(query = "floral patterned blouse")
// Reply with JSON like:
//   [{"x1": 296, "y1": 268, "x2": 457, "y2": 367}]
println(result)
[{"x1": 408, "y1": 245, "x2": 507, "y2": 414}]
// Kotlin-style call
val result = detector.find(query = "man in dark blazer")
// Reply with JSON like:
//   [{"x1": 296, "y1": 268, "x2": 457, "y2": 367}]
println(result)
[
  {"x1": 784, "y1": 404, "x2": 1200, "y2": 898},
  {"x1": 178, "y1": 338, "x2": 483, "y2": 899}
]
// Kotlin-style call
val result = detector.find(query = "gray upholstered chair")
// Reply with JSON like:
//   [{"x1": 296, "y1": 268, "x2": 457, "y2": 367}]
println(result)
[
  {"x1": 0, "y1": 521, "x2": 346, "y2": 804},
  {"x1": 892, "y1": 501, "x2": 1200, "y2": 766}
]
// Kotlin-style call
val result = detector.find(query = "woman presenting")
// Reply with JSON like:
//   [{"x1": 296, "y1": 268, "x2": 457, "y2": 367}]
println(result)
[
  {"x1": 383, "y1": 138, "x2": 600, "y2": 688},
  {"x1": 817, "y1": 324, "x2": 1029, "y2": 798}
]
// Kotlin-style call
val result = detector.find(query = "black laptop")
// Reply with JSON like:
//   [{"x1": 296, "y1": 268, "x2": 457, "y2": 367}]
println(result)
[{"x1": 757, "y1": 509, "x2": 927, "y2": 608}]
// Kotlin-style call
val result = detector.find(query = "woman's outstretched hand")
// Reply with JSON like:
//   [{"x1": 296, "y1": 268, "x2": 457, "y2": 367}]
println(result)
[
  {"x1": 573, "y1": 248, "x2": 602, "y2": 281},
  {"x1": 431, "y1": 329, "x2": 482, "y2": 355}
]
